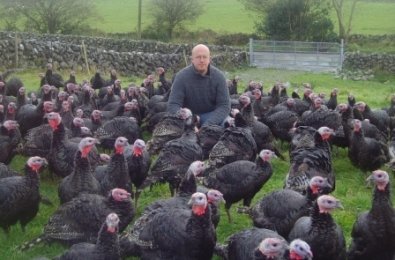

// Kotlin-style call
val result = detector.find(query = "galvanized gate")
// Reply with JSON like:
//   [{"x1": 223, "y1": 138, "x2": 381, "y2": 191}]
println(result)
[{"x1": 249, "y1": 39, "x2": 344, "y2": 72}]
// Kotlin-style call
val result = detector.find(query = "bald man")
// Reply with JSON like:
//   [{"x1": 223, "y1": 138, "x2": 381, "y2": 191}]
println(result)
[{"x1": 167, "y1": 44, "x2": 230, "y2": 126}]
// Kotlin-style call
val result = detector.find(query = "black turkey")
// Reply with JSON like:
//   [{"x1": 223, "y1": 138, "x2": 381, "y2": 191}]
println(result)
[
  {"x1": 124, "y1": 139, "x2": 151, "y2": 206},
  {"x1": 288, "y1": 194, "x2": 346, "y2": 260},
  {"x1": 207, "y1": 113, "x2": 257, "y2": 170},
  {"x1": 146, "y1": 107, "x2": 194, "y2": 155},
  {"x1": 297, "y1": 97, "x2": 342, "y2": 131},
  {"x1": 0, "y1": 156, "x2": 47, "y2": 233},
  {"x1": 348, "y1": 170, "x2": 395, "y2": 260},
  {"x1": 16, "y1": 100, "x2": 54, "y2": 136},
  {"x1": 285, "y1": 126, "x2": 335, "y2": 194},
  {"x1": 214, "y1": 227, "x2": 286, "y2": 260},
  {"x1": 20, "y1": 188, "x2": 133, "y2": 249},
  {"x1": 355, "y1": 101, "x2": 390, "y2": 136},
  {"x1": 249, "y1": 176, "x2": 332, "y2": 238},
  {"x1": 238, "y1": 94, "x2": 284, "y2": 159},
  {"x1": 83, "y1": 109, "x2": 103, "y2": 134},
  {"x1": 120, "y1": 192, "x2": 216, "y2": 260},
  {"x1": 47, "y1": 112, "x2": 100, "y2": 178},
  {"x1": 204, "y1": 149, "x2": 276, "y2": 222},
  {"x1": 202, "y1": 188, "x2": 225, "y2": 229},
  {"x1": 0, "y1": 162, "x2": 19, "y2": 179},
  {"x1": 56, "y1": 213, "x2": 121, "y2": 260},
  {"x1": 90, "y1": 71, "x2": 106, "y2": 90},
  {"x1": 197, "y1": 124, "x2": 225, "y2": 160},
  {"x1": 348, "y1": 119, "x2": 389, "y2": 172},
  {"x1": 94, "y1": 136, "x2": 132, "y2": 195},
  {"x1": 143, "y1": 161, "x2": 206, "y2": 214},
  {"x1": 95, "y1": 116, "x2": 141, "y2": 150},
  {"x1": 145, "y1": 124, "x2": 203, "y2": 196},
  {"x1": 263, "y1": 110, "x2": 299, "y2": 143},
  {"x1": 0, "y1": 120, "x2": 21, "y2": 164},
  {"x1": 58, "y1": 137, "x2": 101, "y2": 204}
]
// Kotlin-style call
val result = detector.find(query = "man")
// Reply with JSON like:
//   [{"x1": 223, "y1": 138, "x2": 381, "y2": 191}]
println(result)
[{"x1": 167, "y1": 44, "x2": 231, "y2": 126}]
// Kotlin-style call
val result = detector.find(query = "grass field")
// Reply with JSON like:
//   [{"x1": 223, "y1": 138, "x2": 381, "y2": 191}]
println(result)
[
  {"x1": 0, "y1": 67, "x2": 395, "y2": 259},
  {"x1": 92, "y1": 0, "x2": 395, "y2": 36}
]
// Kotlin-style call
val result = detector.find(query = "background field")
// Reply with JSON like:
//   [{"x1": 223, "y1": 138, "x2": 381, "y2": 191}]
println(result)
[{"x1": 93, "y1": 0, "x2": 395, "y2": 36}]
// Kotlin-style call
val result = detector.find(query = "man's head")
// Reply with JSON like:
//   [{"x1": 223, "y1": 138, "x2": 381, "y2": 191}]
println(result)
[{"x1": 191, "y1": 44, "x2": 210, "y2": 75}]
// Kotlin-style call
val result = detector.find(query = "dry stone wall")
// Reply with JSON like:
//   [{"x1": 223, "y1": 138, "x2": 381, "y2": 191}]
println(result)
[{"x1": 0, "y1": 32, "x2": 247, "y2": 76}]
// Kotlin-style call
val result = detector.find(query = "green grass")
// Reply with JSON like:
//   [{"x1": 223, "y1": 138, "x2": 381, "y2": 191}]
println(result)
[
  {"x1": 73, "y1": 0, "x2": 395, "y2": 36},
  {"x1": 1, "y1": 67, "x2": 395, "y2": 259}
]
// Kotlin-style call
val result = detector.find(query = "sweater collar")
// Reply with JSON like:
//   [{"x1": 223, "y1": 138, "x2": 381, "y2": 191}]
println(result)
[{"x1": 192, "y1": 64, "x2": 211, "y2": 77}]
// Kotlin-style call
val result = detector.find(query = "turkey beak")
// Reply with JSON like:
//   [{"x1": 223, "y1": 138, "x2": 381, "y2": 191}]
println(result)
[
  {"x1": 42, "y1": 158, "x2": 48, "y2": 167},
  {"x1": 335, "y1": 201, "x2": 344, "y2": 210},
  {"x1": 365, "y1": 174, "x2": 375, "y2": 187}
]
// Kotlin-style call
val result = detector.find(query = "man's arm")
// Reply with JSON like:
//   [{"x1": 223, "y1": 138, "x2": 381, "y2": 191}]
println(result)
[
  {"x1": 204, "y1": 73, "x2": 231, "y2": 126},
  {"x1": 167, "y1": 74, "x2": 184, "y2": 114}
]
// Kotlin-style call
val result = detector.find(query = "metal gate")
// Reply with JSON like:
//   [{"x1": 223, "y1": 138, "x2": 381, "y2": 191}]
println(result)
[{"x1": 249, "y1": 39, "x2": 344, "y2": 72}]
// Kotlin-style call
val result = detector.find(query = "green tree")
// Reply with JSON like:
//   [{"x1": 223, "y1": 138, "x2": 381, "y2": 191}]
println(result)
[
  {"x1": 0, "y1": 0, "x2": 98, "y2": 34},
  {"x1": 242, "y1": 0, "x2": 337, "y2": 41},
  {"x1": 149, "y1": 0, "x2": 204, "y2": 40}
]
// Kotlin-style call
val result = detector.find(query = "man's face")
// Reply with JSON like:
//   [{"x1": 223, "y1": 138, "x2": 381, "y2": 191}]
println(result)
[{"x1": 191, "y1": 47, "x2": 210, "y2": 75}]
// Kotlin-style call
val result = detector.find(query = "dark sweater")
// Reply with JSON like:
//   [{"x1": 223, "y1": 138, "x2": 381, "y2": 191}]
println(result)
[{"x1": 167, "y1": 64, "x2": 230, "y2": 126}]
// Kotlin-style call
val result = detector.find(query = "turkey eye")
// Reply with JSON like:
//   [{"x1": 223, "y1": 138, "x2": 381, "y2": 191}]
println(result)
[{"x1": 273, "y1": 243, "x2": 278, "y2": 246}]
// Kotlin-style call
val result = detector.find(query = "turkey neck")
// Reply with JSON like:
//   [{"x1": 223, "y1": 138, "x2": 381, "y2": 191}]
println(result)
[
  {"x1": 96, "y1": 223, "x2": 121, "y2": 259},
  {"x1": 305, "y1": 186, "x2": 318, "y2": 204},
  {"x1": 24, "y1": 164, "x2": 40, "y2": 189},
  {"x1": 310, "y1": 202, "x2": 336, "y2": 231},
  {"x1": 186, "y1": 205, "x2": 214, "y2": 260},
  {"x1": 370, "y1": 184, "x2": 395, "y2": 226},
  {"x1": 177, "y1": 171, "x2": 197, "y2": 197},
  {"x1": 72, "y1": 151, "x2": 94, "y2": 186},
  {"x1": 108, "y1": 198, "x2": 133, "y2": 232},
  {"x1": 241, "y1": 103, "x2": 255, "y2": 126},
  {"x1": 51, "y1": 122, "x2": 66, "y2": 146}
]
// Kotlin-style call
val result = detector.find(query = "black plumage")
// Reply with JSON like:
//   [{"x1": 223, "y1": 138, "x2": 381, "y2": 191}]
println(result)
[
  {"x1": 95, "y1": 116, "x2": 141, "y2": 150},
  {"x1": 124, "y1": 139, "x2": 151, "y2": 205},
  {"x1": 249, "y1": 176, "x2": 332, "y2": 238},
  {"x1": 197, "y1": 124, "x2": 225, "y2": 160},
  {"x1": 348, "y1": 170, "x2": 395, "y2": 260},
  {"x1": 94, "y1": 136, "x2": 132, "y2": 195},
  {"x1": 47, "y1": 112, "x2": 100, "y2": 178},
  {"x1": 0, "y1": 120, "x2": 21, "y2": 164},
  {"x1": 298, "y1": 97, "x2": 342, "y2": 131},
  {"x1": 214, "y1": 227, "x2": 286, "y2": 260},
  {"x1": 146, "y1": 126, "x2": 203, "y2": 196},
  {"x1": 146, "y1": 108, "x2": 194, "y2": 155},
  {"x1": 0, "y1": 162, "x2": 19, "y2": 179},
  {"x1": 120, "y1": 192, "x2": 216, "y2": 260},
  {"x1": 238, "y1": 94, "x2": 283, "y2": 159},
  {"x1": 355, "y1": 101, "x2": 390, "y2": 136},
  {"x1": 207, "y1": 118, "x2": 257, "y2": 170},
  {"x1": 16, "y1": 101, "x2": 54, "y2": 136},
  {"x1": 348, "y1": 119, "x2": 389, "y2": 172},
  {"x1": 20, "y1": 188, "x2": 133, "y2": 249},
  {"x1": 204, "y1": 149, "x2": 276, "y2": 222},
  {"x1": 58, "y1": 137, "x2": 101, "y2": 204},
  {"x1": 285, "y1": 126, "x2": 336, "y2": 194},
  {"x1": 0, "y1": 156, "x2": 47, "y2": 233},
  {"x1": 288, "y1": 195, "x2": 346, "y2": 260},
  {"x1": 56, "y1": 213, "x2": 121, "y2": 260}
]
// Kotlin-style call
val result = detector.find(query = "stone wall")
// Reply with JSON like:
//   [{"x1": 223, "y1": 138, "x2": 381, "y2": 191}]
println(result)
[
  {"x1": 0, "y1": 32, "x2": 247, "y2": 76},
  {"x1": 343, "y1": 52, "x2": 395, "y2": 73},
  {"x1": 1, "y1": 32, "x2": 393, "y2": 75}
]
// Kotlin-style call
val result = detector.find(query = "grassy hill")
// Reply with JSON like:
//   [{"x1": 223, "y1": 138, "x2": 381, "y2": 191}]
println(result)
[{"x1": 93, "y1": 0, "x2": 395, "y2": 35}]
